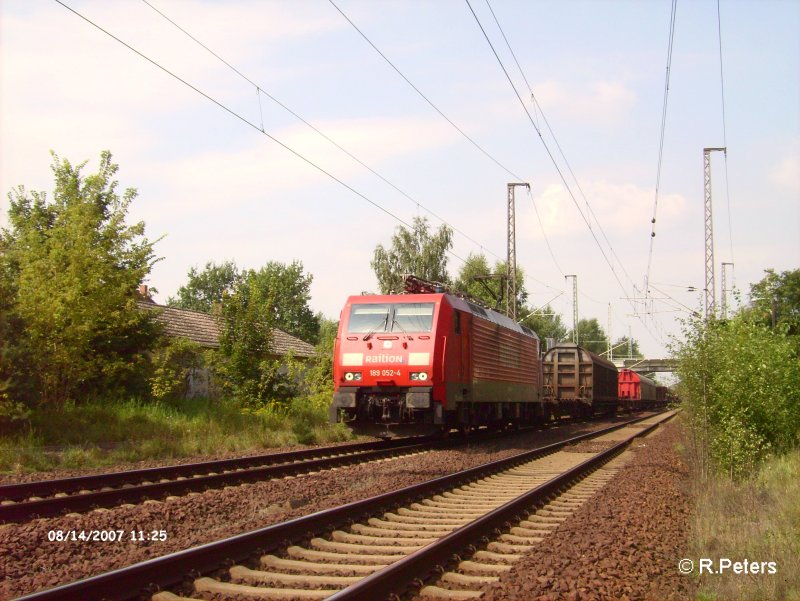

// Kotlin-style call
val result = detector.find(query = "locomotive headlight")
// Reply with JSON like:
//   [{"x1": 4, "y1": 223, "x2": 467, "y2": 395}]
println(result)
[
  {"x1": 410, "y1": 372, "x2": 428, "y2": 381},
  {"x1": 344, "y1": 372, "x2": 362, "y2": 382},
  {"x1": 345, "y1": 372, "x2": 354, "y2": 381}
]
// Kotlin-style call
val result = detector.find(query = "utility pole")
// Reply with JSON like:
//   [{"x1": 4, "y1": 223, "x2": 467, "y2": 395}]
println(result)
[
  {"x1": 628, "y1": 325, "x2": 633, "y2": 358},
  {"x1": 607, "y1": 303, "x2": 612, "y2": 360},
  {"x1": 566, "y1": 274, "x2": 578, "y2": 343},
  {"x1": 506, "y1": 182, "x2": 530, "y2": 320},
  {"x1": 721, "y1": 261, "x2": 734, "y2": 319},
  {"x1": 703, "y1": 147, "x2": 726, "y2": 319}
]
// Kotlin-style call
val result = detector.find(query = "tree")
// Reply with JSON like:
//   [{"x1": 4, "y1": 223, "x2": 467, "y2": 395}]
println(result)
[
  {"x1": 302, "y1": 315, "x2": 338, "y2": 396},
  {"x1": 568, "y1": 318, "x2": 608, "y2": 354},
  {"x1": 216, "y1": 261, "x2": 320, "y2": 405},
  {"x1": 167, "y1": 261, "x2": 240, "y2": 313},
  {"x1": 217, "y1": 268, "x2": 277, "y2": 405},
  {"x1": 371, "y1": 216, "x2": 453, "y2": 293},
  {"x1": 611, "y1": 335, "x2": 643, "y2": 359},
  {"x1": 675, "y1": 309, "x2": 800, "y2": 478},
  {"x1": 251, "y1": 261, "x2": 319, "y2": 344},
  {"x1": 747, "y1": 268, "x2": 800, "y2": 338},
  {"x1": 453, "y1": 253, "x2": 528, "y2": 314},
  {"x1": 519, "y1": 304, "x2": 568, "y2": 348},
  {"x1": 0, "y1": 151, "x2": 160, "y2": 406}
]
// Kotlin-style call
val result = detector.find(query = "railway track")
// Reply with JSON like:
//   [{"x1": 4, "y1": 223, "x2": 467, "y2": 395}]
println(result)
[
  {"x1": 13, "y1": 410, "x2": 675, "y2": 601},
  {"x1": 0, "y1": 436, "x2": 437, "y2": 523},
  {"x1": 1, "y1": 411, "x2": 654, "y2": 523}
]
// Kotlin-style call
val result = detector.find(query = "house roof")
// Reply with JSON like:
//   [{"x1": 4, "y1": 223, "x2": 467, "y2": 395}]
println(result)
[{"x1": 137, "y1": 299, "x2": 316, "y2": 358}]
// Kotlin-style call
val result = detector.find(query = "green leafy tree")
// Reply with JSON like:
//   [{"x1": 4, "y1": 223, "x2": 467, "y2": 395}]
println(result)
[
  {"x1": 371, "y1": 216, "x2": 453, "y2": 293},
  {"x1": 305, "y1": 316, "x2": 338, "y2": 393},
  {"x1": 167, "y1": 261, "x2": 240, "y2": 313},
  {"x1": 216, "y1": 261, "x2": 319, "y2": 405},
  {"x1": 520, "y1": 304, "x2": 568, "y2": 348},
  {"x1": 747, "y1": 268, "x2": 800, "y2": 337},
  {"x1": 217, "y1": 269, "x2": 276, "y2": 405},
  {"x1": 611, "y1": 335, "x2": 643, "y2": 359},
  {"x1": 675, "y1": 310, "x2": 800, "y2": 479},
  {"x1": 148, "y1": 337, "x2": 204, "y2": 402},
  {"x1": 454, "y1": 253, "x2": 527, "y2": 314},
  {"x1": 568, "y1": 318, "x2": 609, "y2": 354},
  {"x1": 253, "y1": 261, "x2": 319, "y2": 344},
  {"x1": 0, "y1": 151, "x2": 160, "y2": 406}
]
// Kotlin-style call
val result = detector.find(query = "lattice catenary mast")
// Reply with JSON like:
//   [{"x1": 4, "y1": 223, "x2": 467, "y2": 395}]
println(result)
[
  {"x1": 565, "y1": 274, "x2": 578, "y2": 343},
  {"x1": 703, "y1": 147, "x2": 726, "y2": 319},
  {"x1": 506, "y1": 182, "x2": 530, "y2": 320}
]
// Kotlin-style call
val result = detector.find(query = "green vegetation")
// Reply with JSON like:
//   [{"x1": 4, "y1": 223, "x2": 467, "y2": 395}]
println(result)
[
  {"x1": 675, "y1": 268, "x2": 800, "y2": 600},
  {"x1": 0, "y1": 396, "x2": 351, "y2": 474},
  {"x1": 0, "y1": 152, "x2": 350, "y2": 474},
  {"x1": 167, "y1": 260, "x2": 240, "y2": 313},
  {"x1": 371, "y1": 215, "x2": 453, "y2": 293},
  {"x1": 569, "y1": 317, "x2": 609, "y2": 355},
  {"x1": 691, "y1": 449, "x2": 800, "y2": 601},
  {"x1": 674, "y1": 277, "x2": 800, "y2": 479},
  {"x1": 0, "y1": 151, "x2": 160, "y2": 407}
]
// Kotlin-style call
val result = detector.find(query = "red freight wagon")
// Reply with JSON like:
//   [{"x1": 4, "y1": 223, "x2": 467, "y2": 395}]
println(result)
[
  {"x1": 330, "y1": 289, "x2": 543, "y2": 435},
  {"x1": 618, "y1": 368, "x2": 657, "y2": 410}
]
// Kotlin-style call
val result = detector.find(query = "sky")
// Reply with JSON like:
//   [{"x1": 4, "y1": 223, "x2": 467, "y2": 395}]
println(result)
[{"x1": 1, "y1": 0, "x2": 798, "y2": 359}]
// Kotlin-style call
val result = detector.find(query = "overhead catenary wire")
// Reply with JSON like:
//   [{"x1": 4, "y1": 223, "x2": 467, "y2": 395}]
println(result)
[
  {"x1": 53, "y1": 0, "x2": 480, "y2": 271},
  {"x1": 140, "y1": 0, "x2": 501, "y2": 269},
  {"x1": 644, "y1": 0, "x2": 678, "y2": 298},
  {"x1": 526, "y1": 186, "x2": 564, "y2": 276},
  {"x1": 464, "y1": 0, "x2": 665, "y2": 348},
  {"x1": 717, "y1": 0, "x2": 735, "y2": 268},
  {"x1": 327, "y1": 0, "x2": 566, "y2": 297},
  {"x1": 483, "y1": 0, "x2": 637, "y2": 291},
  {"x1": 145, "y1": 0, "x2": 565, "y2": 299}
]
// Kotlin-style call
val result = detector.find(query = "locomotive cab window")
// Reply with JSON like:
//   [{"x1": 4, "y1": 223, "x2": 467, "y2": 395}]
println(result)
[
  {"x1": 347, "y1": 302, "x2": 435, "y2": 333},
  {"x1": 392, "y1": 303, "x2": 434, "y2": 332},
  {"x1": 347, "y1": 304, "x2": 390, "y2": 333}
]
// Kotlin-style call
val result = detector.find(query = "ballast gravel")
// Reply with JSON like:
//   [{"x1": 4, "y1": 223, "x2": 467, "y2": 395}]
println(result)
[
  {"x1": 0, "y1": 414, "x2": 658, "y2": 600},
  {"x1": 480, "y1": 418, "x2": 694, "y2": 601}
]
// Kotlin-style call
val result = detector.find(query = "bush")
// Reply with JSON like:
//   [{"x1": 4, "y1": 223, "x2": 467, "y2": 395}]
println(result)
[
  {"x1": 148, "y1": 337, "x2": 204, "y2": 402},
  {"x1": 675, "y1": 312, "x2": 800, "y2": 479}
]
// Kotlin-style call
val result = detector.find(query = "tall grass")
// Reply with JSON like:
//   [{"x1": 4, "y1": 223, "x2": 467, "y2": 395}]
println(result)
[
  {"x1": 691, "y1": 446, "x2": 800, "y2": 600},
  {"x1": 0, "y1": 395, "x2": 352, "y2": 475}
]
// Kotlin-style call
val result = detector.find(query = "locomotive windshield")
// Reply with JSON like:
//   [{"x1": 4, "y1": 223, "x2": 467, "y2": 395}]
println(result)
[{"x1": 347, "y1": 302, "x2": 435, "y2": 333}]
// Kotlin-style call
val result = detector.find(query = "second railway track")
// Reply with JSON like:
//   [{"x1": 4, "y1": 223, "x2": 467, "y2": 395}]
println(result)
[{"x1": 0, "y1": 436, "x2": 437, "y2": 523}]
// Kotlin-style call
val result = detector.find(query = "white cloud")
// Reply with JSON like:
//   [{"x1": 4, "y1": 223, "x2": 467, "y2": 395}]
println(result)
[
  {"x1": 770, "y1": 154, "x2": 800, "y2": 195},
  {"x1": 533, "y1": 80, "x2": 636, "y2": 124},
  {"x1": 526, "y1": 180, "x2": 686, "y2": 240},
  {"x1": 145, "y1": 115, "x2": 459, "y2": 218}
]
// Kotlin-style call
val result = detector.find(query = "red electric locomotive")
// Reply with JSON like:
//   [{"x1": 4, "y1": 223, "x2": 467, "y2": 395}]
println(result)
[{"x1": 330, "y1": 278, "x2": 543, "y2": 435}]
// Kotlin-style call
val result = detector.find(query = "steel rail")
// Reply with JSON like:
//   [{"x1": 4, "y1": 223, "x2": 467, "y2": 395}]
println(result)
[
  {"x1": 0, "y1": 412, "x2": 635, "y2": 522},
  {"x1": 10, "y1": 412, "x2": 668, "y2": 601},
  {"x1": 0, "y1": 436, "x2": 432, "y2": 501},
  {"x1": 328, "y1": 417, "x2": 669, "y2": 600},
  {"x1": 0, "y1": 440, "x2": 435, "y2": 522}
]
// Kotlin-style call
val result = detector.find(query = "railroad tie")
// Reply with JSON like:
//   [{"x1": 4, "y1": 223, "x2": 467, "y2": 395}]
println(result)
[
  {"x1": 260, "y1": 554, "x2": 385, "y2": 575},
  {"x1": 194, "y1": 576, "x2": 337, "y2": 599},
  {"x1": 229, "y1": 565, "x2": 361, "y2": 588},
  {"x1": 418, "y1": 453, "x2": 633, "y2": 600}
]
